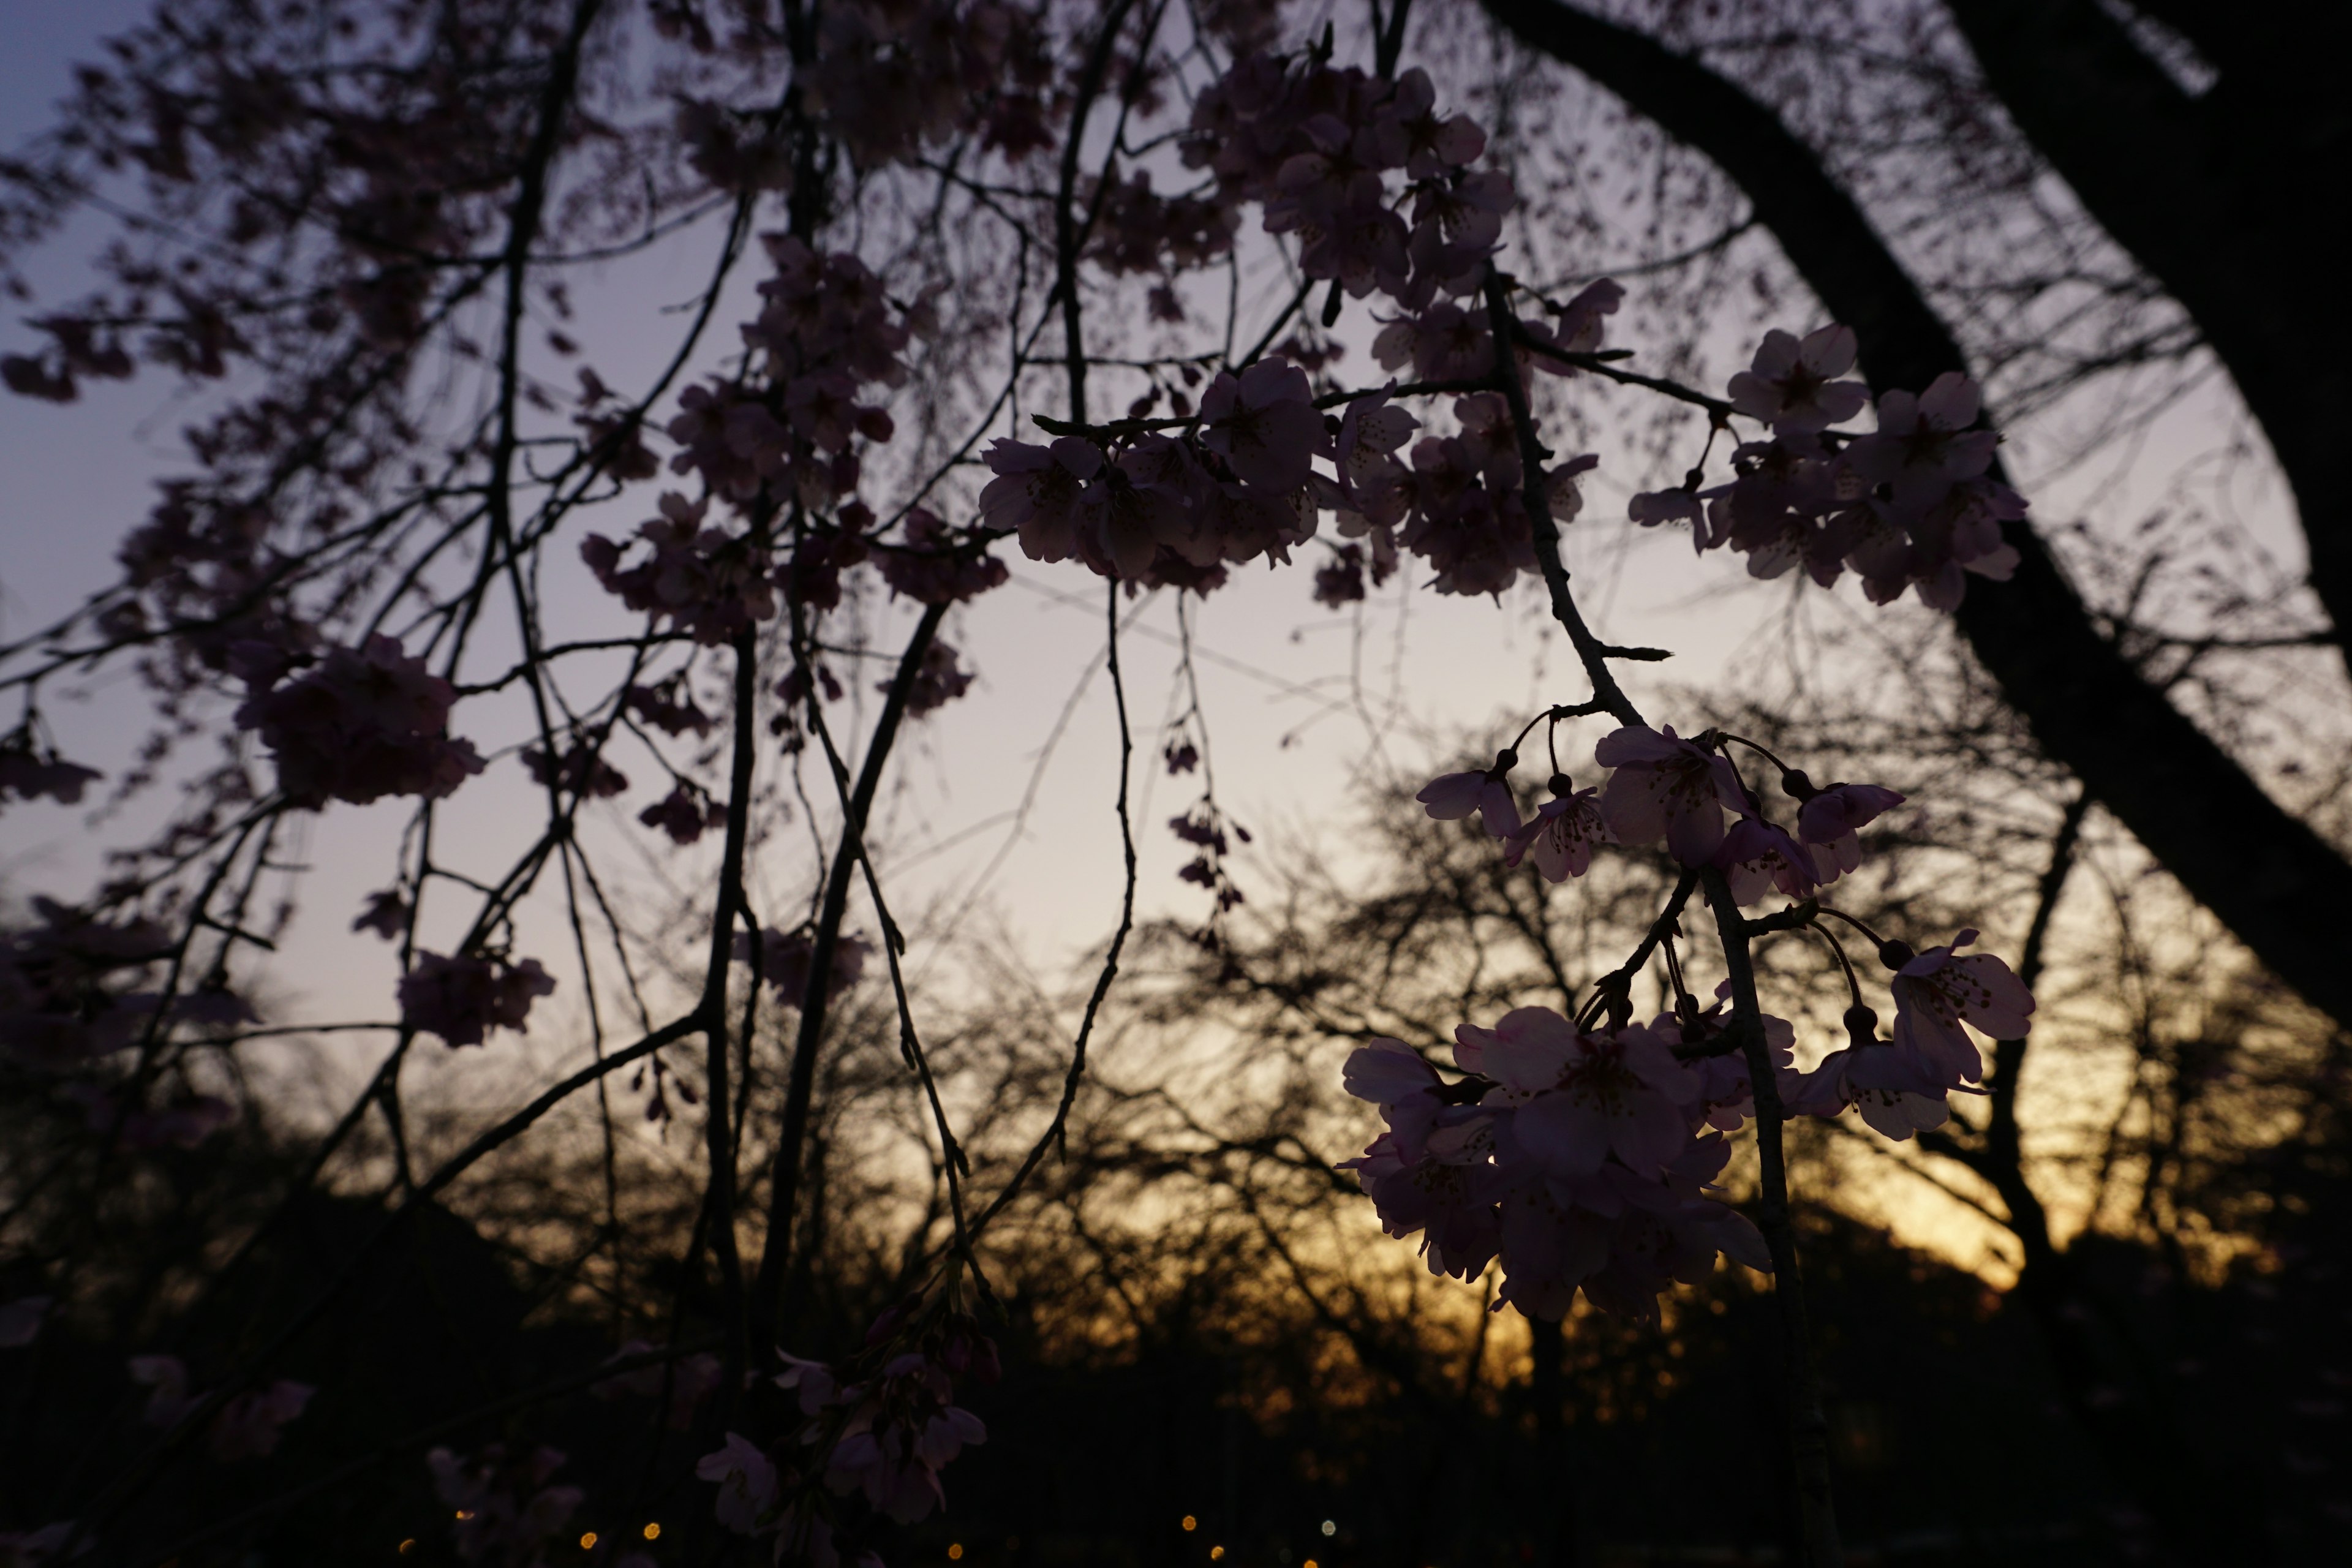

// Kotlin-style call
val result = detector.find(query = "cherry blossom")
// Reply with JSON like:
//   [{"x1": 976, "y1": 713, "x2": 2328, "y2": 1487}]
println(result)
[
  {"x1": 126, "y1": 1355, "x2": 311, "y2": 1459},
  {"x1": 352, "y1": 891, "x2": 408, "y2": 941},
  {"x1": 206, "y1": 1380, "x2": 314, "y2": 1460},
  {"x1": 1343, "y1": 1006, "x2": 1771, "y2": 1322},
  {"x1": 0, "y1": 899, "x2": 170, "y2": 1070},
  {"x1": 697, "y1": 1433, "x2": 779, "y2": 1534},
  {"x1": 519, "y1": 739, "x2": 627, "y2": 800},
  {"x1": 1416, "y1": 757, "x2": 1523, "y2": 838},
  {"x1": 1727, "y1": 326, "x2": 1868, "y2": 435},
  {"x1": 1886, "y1": 929, "x2": 2035, "y2": 1086},
  {"x1": 873, "y1": 508, "x2": 1010, "y2": 606},
  {"x1": 1791, "y1": 778, "x2": 1906, "y2": 872},
  {"x1": 1198, "y1": 358, "x2": 1327, "y2": 494},
  {"x1": 639, "y1": 783, "x2": 725, "y2": 846},
  {"x1": 1464, "y1": 1007, "x2": 1695, "y2": 1178},
  {"x1": 581, "y1": 493, "x2": 780, "y2": 646},
  {"x1": 1501, "y1": 777, "x2": 1610, "y2": 881},
  {"x1": 1713, "y1": 816, "x2": 1836, "y2": 905},
  {"x1": 396, "y1": 952, "x2": 556, "y2": 1049},
  {"x1": 0, "y1": 731, "x2": 101, "y2": 810},
  {"x1": 1789, "y1": 1045, "x2": 1954, "y2": 1141},
  {"x1": 1846, "y1": 373, "x2": 1999, "y2": 512},
  {"x1": 1333, "y1": 385, "x2": 1419, "y2": 499},
  {"x1": 426, "y1": 1444, "x2": 584, "y2": 1565},
  {"x1": 979, "y1": 436, "x2": 1104, "y2": 564},
  {"x1": 737, "y1": 927, "x2": 870, "y2": 1007},
  {"x1": 235, "y1": 635, "x2": 484, "y2": 809},
  {"x1": 1593, "y1": 725, "x2": 1744, "y2": 864},
  {"x1": 0, "y1": 1295, "x2": 51, "y2": 1349},
  {"x1": 897, "y1": 640, "x2": 975, "y2": 716}
]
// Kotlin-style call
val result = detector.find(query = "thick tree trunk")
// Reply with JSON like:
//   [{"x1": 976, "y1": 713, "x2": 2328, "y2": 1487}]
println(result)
[
  {"x1": 1939, "y1": 0, "x2": 2352, "y2": 665},
  {"x1": 1477, "y1": 0, "x2": 2352, "y2": 1037}
]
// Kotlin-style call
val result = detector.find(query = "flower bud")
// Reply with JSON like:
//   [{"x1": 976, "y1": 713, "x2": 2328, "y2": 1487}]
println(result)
[
  {"x1": 1876, "y1": 938, "x2": 1915, "y2": 971},
  {"x1": 1781, "y1": 769, "x2": 1815, "y2": 799},
  {"x1": 1548, "y1": 772, "x2": 1575, "y2": 796}
]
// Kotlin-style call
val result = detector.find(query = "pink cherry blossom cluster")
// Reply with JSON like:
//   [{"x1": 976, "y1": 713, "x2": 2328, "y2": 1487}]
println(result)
[
  {"x1": 580, "y1": 492, "x2": 782, "y2": 646},
  {"x1": 0, "y1": 899, "x2": 171, "y2": 1072},
  {"x1": 396, "y1": 951, "x2": 556, "y2": 1049},
  {"x1": 1632, "y1": 329, "x2": 2024, "y2": 609},
  {"x1": 871, "y1": 508, "x2": 1012, "y2": 607},
  {"x1": 981, "y1": 357, "x2": 1327, "y2": 586},
  {"x1": 736, "y1": 927, "x2": 873, "y2": 1010},
  {"x1": 1341, "y1": 1012, "x2": 1773, "y2": 1321},
  {"x1": 232, "y1": 634, "x2": 484, "y2": 810},
  {"x1": 519, "y1": 736, "x2": 627, "y2": 801},
  {"x1": 426, "y1": 1444, "x2": 596, "y2": 1567},
  {"x1": 0, "y1": 725, "x2": 102, "y2": 812},
  {"x1": 700, "y1": 1325, "x2": 993, "y2": 1563},
  {"x1": 0, "y1": 1295, "x2": 50, "y2": 1349},
  {"x1": 980, "y1": 46, "x2": 1627, "y2": 604},
  {"x1": 583, "y1": 231, "x2": 941, "y2": 641},
  {"x1": 1184, "y1": 59, "x2": 1502, "y2": 312},
  {"x1": 638, "y1": 781, "x2": 726, "y2": 846},
  {"x1": 127, "y1": 1354, "x2": 312, "y2": 1460},
  {"x1": 1419, "y1": 724, "x2": 1907, "y2": 909},
  {"x1": 1343, "y1": 899, "x2": 2035, "y2": 1318},
  {"x1": 804, "y1": 1, "x2": 1055, "y2": 169},
  {"x1": 1390, "y1": 715, "x2": 2036, "y2": 1239},
  {"x1": 1338, "y1": 388, "x2": 1602, "y2": 598}
]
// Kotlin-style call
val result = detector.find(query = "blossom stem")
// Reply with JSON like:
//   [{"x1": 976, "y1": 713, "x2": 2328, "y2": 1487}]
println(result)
[
  {"x1": 1812, "y1": 904, "x2": 1891, "y2": 949},
  {"x1": 1480, "y1": 268, "x2": 1643, "y2": 729},
  {"x1": 1702, "y1": 865, "x2": 1845, "y2": 1567}
]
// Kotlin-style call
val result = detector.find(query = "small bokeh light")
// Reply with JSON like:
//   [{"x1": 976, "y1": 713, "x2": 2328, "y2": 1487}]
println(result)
[
  {"x1": 398, "y1": 1544, "x2": 417, "y2": 1558},
  {"x1": 1210, "y1": 1548, "x2": 1226, "y2": 1561},
  {"x1": 580, "y1": 1533, "x2": 598, "y2": 1550},
  {"x1": 643, "y1": 1523, "x2": 662, "y2": 1540},
  {"x1": 1320, "y1": 1521, "x2": 1337, "y2": 1538},
  {"x1": 1182, "y1": 1516, "x2": 1198, "y2": 1532},
  {"x1": 948, "y1": 1546, "x2": 964, "y2": 1561}
]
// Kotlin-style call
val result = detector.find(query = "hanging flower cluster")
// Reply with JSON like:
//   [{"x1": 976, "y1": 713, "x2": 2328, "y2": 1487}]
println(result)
[
  {"x1": 232, "y1": 635, "x2": 484, "y2": 810},
  {"x1": 981, "y1": 50, "x2": 1616, "y2": 601},
  {"x1": 1342, "y1": 1012, "x2": 1774, "y2": 1321},
  {"x1": 1355, "y1": 715, "x2": 2037, "y2": 1319},
  {"x1": 699, "y1": 1311, "x2": 997, "y2": 1565},
  {"x1": 396, "y1": 951, "x2": 556, "y2": 1049},
  {"x1": 425, "y1": 1444, "x2": 593, "y2": 1566},
  {"x1": 127, "y1": 1355, "x2": 313, "y2": 1461},
  {"x1": 1633, "y1": 329, "x2": 2024, "y2": 609}
]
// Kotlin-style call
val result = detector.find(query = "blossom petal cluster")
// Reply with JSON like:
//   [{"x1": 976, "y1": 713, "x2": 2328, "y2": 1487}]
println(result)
[
  {"x1": 426, "y1": 1444, "x2": 585, "y2": 1565},
  {"x1": 397, "y1": 951, "x2": 556, "y2": 1049},
  {"x1": 128, "y1": 1354, "x2": 313, "y2": 1460},
  {"x1": 736, "y1": 927, "x2": 870, "y2": 1008},
  {"x1": 701, "y1": 1329, "x2": 995, "y2": 1561},
  {"x1": 233, "y1": 635, "x2": 484, "y2": 809},
  {"x1": 1341, "y1": 1017, "x2": 1771, "y2": 1321},
  {"x1": 1634, "y1": 336, "x2": 2024, "y2": 608},
  {"x1": 1422, "y1": 727, "x2": 1908, "y2": 909}
]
